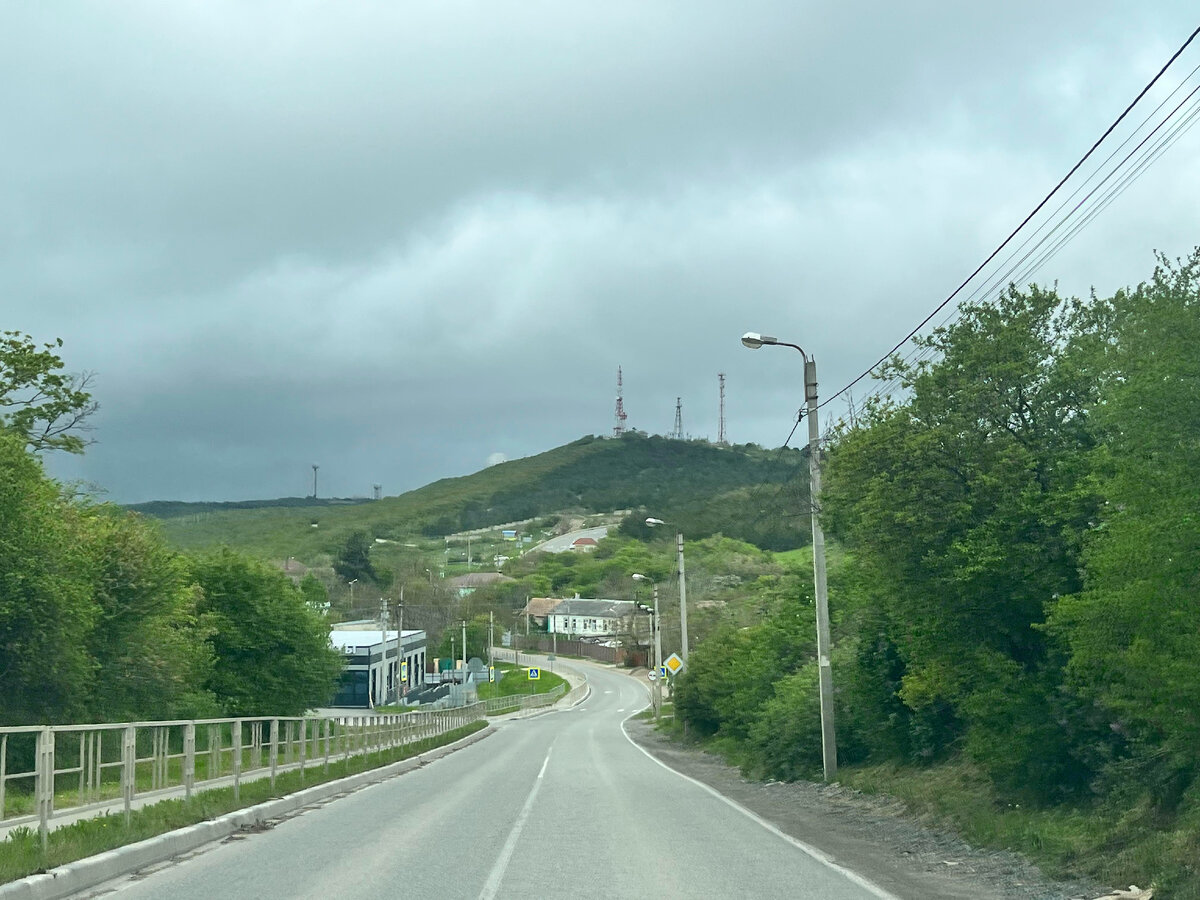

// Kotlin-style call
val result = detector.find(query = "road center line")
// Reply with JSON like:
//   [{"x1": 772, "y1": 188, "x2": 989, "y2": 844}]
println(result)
[{"x1": 478, "y1": 746, "x2": 552, "y2": 900}]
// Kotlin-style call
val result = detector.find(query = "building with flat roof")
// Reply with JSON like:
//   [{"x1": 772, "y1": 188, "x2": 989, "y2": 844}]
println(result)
[{"x1": 329, "y1": 621, "x2": 427, "y2": 708}]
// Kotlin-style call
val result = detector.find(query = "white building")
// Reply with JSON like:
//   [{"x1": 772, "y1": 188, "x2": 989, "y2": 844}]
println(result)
[
  {"x1": 545, "y1": 599, "x2": 636, "y2": 637},
  {"x1": 329, "y1": 622, "x2": 427, "y2": 708}
]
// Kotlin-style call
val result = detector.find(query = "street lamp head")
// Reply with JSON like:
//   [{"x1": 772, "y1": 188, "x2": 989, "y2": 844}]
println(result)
[
  {"x1": 645, "y1": 517, "x2": 667, "y2": 527},
  {"x1": 741, "y1": 332, "x2": 777, "y2": 350},
  {"x1": 631, "y1": 573, "x2": 650, "y2": 583}
]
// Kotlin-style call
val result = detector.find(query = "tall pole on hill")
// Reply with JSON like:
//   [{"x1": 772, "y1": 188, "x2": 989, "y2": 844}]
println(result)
[{"x1": 741, "y1": 331, "x2": 837, "y2": 781}]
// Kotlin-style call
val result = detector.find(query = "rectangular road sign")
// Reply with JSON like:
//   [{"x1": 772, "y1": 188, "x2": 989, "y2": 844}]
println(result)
[
  {"x1": 400, "y1": 661, "x2": 408, "y2": 682},
  {"x1": 528, "y1": 667, "x2": 540, "y2": 680},
  {"x1": 664, "y1": 653, "x2": 685, "y2": 675},
  {"x1": 658, "y1": 665, "x2": 667, "y2": 678},
  {"x1": 488, "y1": 666, "x2": 495, "y2": 683}
]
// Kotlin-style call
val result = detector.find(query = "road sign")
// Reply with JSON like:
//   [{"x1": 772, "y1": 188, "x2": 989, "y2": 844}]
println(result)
[
  {"x1": 400, "y1": 661, "x2": 408, "y2": 682},
  {"x1": 528, "y1": 667, "x2": 540, "y2": 680},
  {"x1": 658, "y1": 665, "x2": 667, "y2": 678},
  {"x1": 488, "y1": 666, "x2": 495, "y2": 683},
  {"x1": 647, "y1": 671, "x2": 658, "y2": 681},
  {"x1": 664, "y1": 653, "x2": 685, "y2": 676}
]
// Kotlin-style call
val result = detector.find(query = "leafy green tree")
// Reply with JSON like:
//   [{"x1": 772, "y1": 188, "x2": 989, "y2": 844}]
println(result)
[
  {"x1": 333, "y1": 529, "x2": 378, "y2": 584},
  {"x1": 0, "y1": 432, "x2": 95, "y2": 723},
  {"x1": 80, "y1": 508, "x2": 216, "y2": 720},
  {"x1": 821, "y1": 284, "x2": 1104, "y2": 791},
  {"x1": 190, "y1": 550, "x2": 343, "y2": 716},
  {"x1": 1049, "y1": 252, "x2": 1200, "y2": 798},
  {"x1": 0, "y1": 332, "x2": 97, "y2": 453}
]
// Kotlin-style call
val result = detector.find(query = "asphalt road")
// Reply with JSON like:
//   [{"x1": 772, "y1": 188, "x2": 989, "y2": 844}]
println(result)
[
  {"x1": 84, "y1": 663, "x2": 894, "y2": 900},
  {"x1": 527, "y1": 525, "x2": 611, "y2": 554}
]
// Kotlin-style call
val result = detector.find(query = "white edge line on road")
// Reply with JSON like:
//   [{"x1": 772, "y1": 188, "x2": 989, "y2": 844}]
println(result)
[
  {"x1": 619, "y1": 714, "x2": 901, "y2": 900},
  {"x1": 477, "y1": 745, "x2": 553, "y2": 900}
]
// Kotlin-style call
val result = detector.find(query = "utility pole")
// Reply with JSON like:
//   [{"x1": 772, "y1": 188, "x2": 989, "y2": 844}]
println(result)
[
  {"x1": 805, "y1": 355, "x2": 837, "y2": 780},
  {"x1": 311, "y1": 463, "x2": 319, "y2": 498},
  {"x1": 676, "y1": 531, "x2": 689, "y2": 662},
  {"x1": 461, "y1": 619, "x2": 467, "y2": 682},
  {"x1": 488, "y1": 610, "x2": 494, "y2": 671},
  {"x1": 653, "y1": 583, "x2": 662, "y2": 719},
  {"x1": 379, "y1": 597, "x2": 389, "y2": 705},
  {"x1": 396, "y1": 586, "x2": 405, "y2": 698}
]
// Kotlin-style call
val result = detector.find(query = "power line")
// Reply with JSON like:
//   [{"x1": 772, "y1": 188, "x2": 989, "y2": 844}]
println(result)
[{"x1": 819, "y1": 23, "x2": 1200, "y2": 412}]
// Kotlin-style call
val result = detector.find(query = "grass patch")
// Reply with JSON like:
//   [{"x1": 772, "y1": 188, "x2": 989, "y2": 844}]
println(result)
[
  {"x1": 0, "y1": 720, "x2": 486, "y2": 886},
  {"x1": 839, "y1": 759, "x2": 1200, "y2": 900},
  {"x1": 476, "y1": 663, "x2": 567, "y2": 700}
]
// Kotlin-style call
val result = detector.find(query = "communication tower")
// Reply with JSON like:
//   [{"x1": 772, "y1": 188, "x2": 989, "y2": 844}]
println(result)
[
  {"x1": 672, "y1": 397, "x2": 683, "y2": 440},
  {"x1": 311, "y1": 464, "x2": 319, "y2": 498},
  {"x1": 613, "y1": 366, "x2": 628, "y2": 437},
  {"x1": 373, "y1": 484, "x2": 382, "y2": 501},
  {"x1": 718, "y1": 373, "x2": 727, "y2": 445}
]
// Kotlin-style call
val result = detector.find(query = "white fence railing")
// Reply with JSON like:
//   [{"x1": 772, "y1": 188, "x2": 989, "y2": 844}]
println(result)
[{"x1": 0, "y1": 703, "x2": 485, "y2": 849}]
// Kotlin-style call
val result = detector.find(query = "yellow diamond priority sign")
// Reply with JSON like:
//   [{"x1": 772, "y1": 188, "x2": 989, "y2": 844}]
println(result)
[{"x1": 664, "y1": 653, "x2": 685, "y2": 676}]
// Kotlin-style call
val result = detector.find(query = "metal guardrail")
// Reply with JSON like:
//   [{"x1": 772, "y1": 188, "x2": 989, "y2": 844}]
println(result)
[
  {"x1": 482, "y1": 684, "x2": 567, "y2": 715},
  {"x1": 0, "y1": 703, "x2": 485, "y2": 849}
]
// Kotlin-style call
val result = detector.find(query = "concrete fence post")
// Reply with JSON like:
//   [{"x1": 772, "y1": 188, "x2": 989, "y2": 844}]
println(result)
[
  {"x1": 231, "y1": 719, "x2": 242, "y2": 803},
  {"x1": 122, "y1": 725, "x2": 136, "y2": 826},
  {"x1": 269, "y1": 719, "x2": 279, "y2": 792},
  {"x1": 36, "y1": 727, "x2": 54, "y2": 851},
  {"x1": 183, "y1": 723, "x2": 196, "y2": 800}
]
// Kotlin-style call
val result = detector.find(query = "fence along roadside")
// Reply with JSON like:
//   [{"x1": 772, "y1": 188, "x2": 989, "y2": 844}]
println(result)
[{"x1": 0, "y1": 703, "x2": 485, "y2": 850}]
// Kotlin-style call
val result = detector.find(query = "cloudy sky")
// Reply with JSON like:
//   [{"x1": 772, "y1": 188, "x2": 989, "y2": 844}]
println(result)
[{"x1": 4, "y1": 2, "x2": 1198, "y2": 502}]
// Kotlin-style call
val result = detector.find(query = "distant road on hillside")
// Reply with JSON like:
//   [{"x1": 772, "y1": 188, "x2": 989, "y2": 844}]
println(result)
[{"x1": 529, "y1": 525, "x2": 611, "y2": 553}]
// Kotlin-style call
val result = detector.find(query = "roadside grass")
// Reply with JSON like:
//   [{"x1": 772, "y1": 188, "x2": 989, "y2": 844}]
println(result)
[
  {"x1": 476, "y1": 663, "x2": 567, "y2": 701},
  {"x1": 0, "y1": 720, "x2": 486, "y2": 886},
  {"x1": 840, "y1": 761, "x2": 1200, "y2": 900}
]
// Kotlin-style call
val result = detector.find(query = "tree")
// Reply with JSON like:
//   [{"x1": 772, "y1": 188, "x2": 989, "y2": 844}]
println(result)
[
  {"x1": 333, "y1": 530, "x2": 378, "y2": 585},
  {"x1": 0, "y1": 332, "x2": 97, "y2": 453},
  {"x1": 1048, "y1": 252, "x2": 1200, "y2": 799},
  {"x1": 190, "y1": 550, "x2": 343, "y2": 716},
  {"x1": 821, "y1": 284, "x2": 1105, "y2": 793},
  {"x1": 0, "y1": 432, "x2": 97, "y2": 723},
  {"x1": 80, "y1": 508, "x2": 216, "y2": 721}
]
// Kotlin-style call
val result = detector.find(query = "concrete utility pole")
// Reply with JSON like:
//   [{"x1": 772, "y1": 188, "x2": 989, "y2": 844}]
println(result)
[
  {"x1": 646, "y1": 518, "x2": 689, "y2": 663},
  {"x1": 742, "y1": 332, "x2": 837, "y2": 781},
  {"x1": 379, "y1": 597, "x2": 388, "y2": 705},
  {"x1": 489, "y1": 610, "x2": 494, "y2": 671},
  {"x1": 632, "y1": 574, "x2": 661, "y2": 720},
  {"x1": 461, "y1": 619, "x2": 467, "y2": 682},
  {"x1": 396, "y1": 585, "x2": 405, "y2": 697}
]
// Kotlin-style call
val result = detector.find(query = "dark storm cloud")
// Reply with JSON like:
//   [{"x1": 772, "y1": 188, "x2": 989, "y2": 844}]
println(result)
[{"x1": 5, "y1": 1, "x2": 1199, "y2": 501}]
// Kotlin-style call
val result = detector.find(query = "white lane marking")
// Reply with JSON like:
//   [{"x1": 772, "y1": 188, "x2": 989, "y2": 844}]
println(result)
[
  {"x1": 616, "y1": 708, "x2": 625, "y2": 712},
  {"x1": 478, "y1": 746, "x2": 553, "y2": 900},
  {"x1": 604, "y1": 690, "x2": 614, "y2": 694},
  {"x1": 619, "y1": 718, "x2": 899, "y2": 900}
]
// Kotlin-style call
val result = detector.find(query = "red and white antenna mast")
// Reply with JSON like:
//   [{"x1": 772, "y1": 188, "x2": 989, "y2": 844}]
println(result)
[{"x1": 613, "y1": 366, "x2": 628, "y2": 437}]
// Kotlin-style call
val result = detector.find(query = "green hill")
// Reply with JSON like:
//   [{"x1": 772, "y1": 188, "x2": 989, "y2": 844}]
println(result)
[{"x1": 145, "y1": 433, "x2": 810, "y2": 563}]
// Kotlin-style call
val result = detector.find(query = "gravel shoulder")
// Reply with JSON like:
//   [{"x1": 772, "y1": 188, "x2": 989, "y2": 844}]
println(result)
[{"x1": 625, "y1": 717, "x2": 1113, "y2": 900}]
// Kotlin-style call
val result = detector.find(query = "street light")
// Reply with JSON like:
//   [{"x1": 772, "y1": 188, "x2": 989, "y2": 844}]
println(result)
[
  {"x1": 632, "y1": 573, "x2": 662, "y2": 720},
  {"x1": 347, "y1": 578, "x2": 359, "y2": 605},
  {"x1": 645, "y1": 517, "x2": 688, "y2": 662},
  {"x1": 742, "y1": 329, "x2": 838, "y2": 781}
]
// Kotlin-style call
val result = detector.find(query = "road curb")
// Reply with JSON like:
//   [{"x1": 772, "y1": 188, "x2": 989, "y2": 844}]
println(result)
[{"x1": 0, "y1": 724, "x2": 495, "y2": 900}]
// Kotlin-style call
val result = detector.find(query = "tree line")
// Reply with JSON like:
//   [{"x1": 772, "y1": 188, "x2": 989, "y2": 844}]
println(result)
[
  {"x1": 675, "y1": 252, "x2": 1200, "y2": 842},
  {"x1": 0, "y1": 336, "x2": 342, "y2": 725}
]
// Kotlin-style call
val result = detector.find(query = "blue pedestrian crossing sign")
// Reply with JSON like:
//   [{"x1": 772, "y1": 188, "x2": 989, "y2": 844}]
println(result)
[
  {"x1": 528, "y1": 667, "x2": 541, "y2": 680},
  {"x1": 659, "y1": 665, "x2": 667, "y2": 678}
]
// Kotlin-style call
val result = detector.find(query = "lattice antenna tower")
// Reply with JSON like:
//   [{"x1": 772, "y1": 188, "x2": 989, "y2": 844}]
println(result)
[
  {"x1": 672, "y1": 397, "x2": 683, "y2": 440},
  {"x1": 613, "y1": 366, "x2": 628, "y2": 437},
  {"x1": 718, "y1": 373, "x2": 727, "y2": 445}
]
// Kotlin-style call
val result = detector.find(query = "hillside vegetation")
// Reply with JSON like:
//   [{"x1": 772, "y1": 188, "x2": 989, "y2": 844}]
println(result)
[{"x1": 149, "y1": 433, "x2": 809, "y2": 560}]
